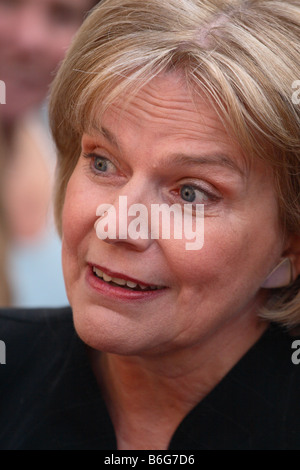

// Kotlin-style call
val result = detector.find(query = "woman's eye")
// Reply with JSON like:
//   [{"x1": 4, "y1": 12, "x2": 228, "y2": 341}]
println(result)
[
  {"x1": 94, "y1": 156, "x2": 109, "y2": 172},
  {"x1": 180, "y1": 185, "x2": 197, "y2": 202},
  {"x1": 83, "y1": 152, "x2": 117, "y2": 175},
  {"x1": 179, "y1": 184, "x2": 211, "y2": 204}
]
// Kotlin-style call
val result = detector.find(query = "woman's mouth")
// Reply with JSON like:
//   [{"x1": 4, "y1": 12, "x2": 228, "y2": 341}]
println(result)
[
  {"x1": 86, "y1": 263, "x2": 167, "y2": 300},
  {"x1": 92, "y1": 266, "x2": 162, "y2": 291}
]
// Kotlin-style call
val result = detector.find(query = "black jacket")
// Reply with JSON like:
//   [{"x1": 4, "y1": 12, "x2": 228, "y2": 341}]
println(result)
[{"x1": 0, "y1": 307, "x2": 300, "y2": 450}]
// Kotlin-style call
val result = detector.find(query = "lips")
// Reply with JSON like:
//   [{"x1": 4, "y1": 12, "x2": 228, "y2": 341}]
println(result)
[
  {"x1": 86, "y1": 263, "x2": 168, "y2": 301},
  {"x1": 90, "y1": 263, "x2": 165, "y2": 292}
]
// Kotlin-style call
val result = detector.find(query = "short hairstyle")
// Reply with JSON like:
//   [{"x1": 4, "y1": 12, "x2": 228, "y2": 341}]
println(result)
[{"x1": 49, "y1": 0, "x2": 300, "y2": 327}]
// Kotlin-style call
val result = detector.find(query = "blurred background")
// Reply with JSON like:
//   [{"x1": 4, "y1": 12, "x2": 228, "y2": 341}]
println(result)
[{"x1": 0, "y1": 0, "x2": 100, "y2": 308}]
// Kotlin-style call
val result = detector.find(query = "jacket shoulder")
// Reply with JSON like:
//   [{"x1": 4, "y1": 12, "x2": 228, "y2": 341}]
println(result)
[
  {"x1": 0, "y1": 306, "x2": 72, "y2": 324},
  {"x1": 0, "y1": 307, "x2": 74, "y2": 367}
]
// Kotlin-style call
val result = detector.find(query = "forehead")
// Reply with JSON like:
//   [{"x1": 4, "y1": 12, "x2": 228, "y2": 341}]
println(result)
[
  {"x1": 91, "y1": 72, "x2": 249, "y2": 172},
  {"x1": 106, "y1": 73, "x2": 223, "y2": 133}
]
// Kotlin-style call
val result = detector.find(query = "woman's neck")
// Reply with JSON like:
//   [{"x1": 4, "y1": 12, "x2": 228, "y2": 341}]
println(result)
[{"x1": 89, "y1": 313, "x2": 268, "y2": 450}]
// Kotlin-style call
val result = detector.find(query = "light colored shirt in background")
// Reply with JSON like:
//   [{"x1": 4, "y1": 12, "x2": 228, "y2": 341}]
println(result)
[{"x1": 6, "y1": 105, "x2": 69, "y2": 308}]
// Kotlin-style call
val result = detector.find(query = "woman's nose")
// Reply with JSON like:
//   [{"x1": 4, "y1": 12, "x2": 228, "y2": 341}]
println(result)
[{"x1": 95, "y1": 187, "x2": 153, "y2": 252}]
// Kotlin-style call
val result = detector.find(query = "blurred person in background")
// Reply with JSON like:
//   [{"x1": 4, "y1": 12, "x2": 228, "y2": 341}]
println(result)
[{"x1": 0, "y1": 0, "x2": 99, "y2": 307}]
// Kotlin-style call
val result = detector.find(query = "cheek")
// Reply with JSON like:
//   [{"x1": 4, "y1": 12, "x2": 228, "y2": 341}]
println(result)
[
  {"x1": 161, "y1": 236, "x2": 239, "y2": 293},
  {"x1": 62, "y1": 195, "x2": 89, "y2": 251},
  {"x1": 161, "y1": 213, "x2": 282, "y2": 296},
  {"x1": 61, "y1": 174, "x2": 99, "y2": 261}
]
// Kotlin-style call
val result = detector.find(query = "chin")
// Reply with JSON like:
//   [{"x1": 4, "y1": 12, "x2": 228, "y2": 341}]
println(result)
[{"x1": 71, "y1": 302, "x2": 150, "y2": 356}]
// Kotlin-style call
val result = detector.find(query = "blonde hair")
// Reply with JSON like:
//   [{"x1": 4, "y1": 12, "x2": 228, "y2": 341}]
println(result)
[{"x1": 49, "y1": 0, "x2": 300, "y2": 326}]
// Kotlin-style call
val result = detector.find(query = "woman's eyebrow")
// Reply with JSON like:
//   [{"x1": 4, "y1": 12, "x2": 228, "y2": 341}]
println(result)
[
  {"x1": 96, "y1": 126, "x2": 119, "y2": 149},
  {"x1": 163, "y1": 153, "x2": 247, "y2": 178}
]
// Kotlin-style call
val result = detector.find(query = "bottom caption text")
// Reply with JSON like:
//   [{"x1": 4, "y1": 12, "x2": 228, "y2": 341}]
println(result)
[{"x1": 104, "y1": 454, "x2": 195, "y2": 467}]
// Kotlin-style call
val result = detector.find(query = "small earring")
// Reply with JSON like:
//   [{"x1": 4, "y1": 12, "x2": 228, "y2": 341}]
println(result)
[{"x1": 262, "y1": 257, "x2": 294, "y2": 289}]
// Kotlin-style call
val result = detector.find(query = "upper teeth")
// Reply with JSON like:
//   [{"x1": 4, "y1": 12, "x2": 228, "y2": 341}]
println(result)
[{"x1": 93, "y1": 267, "x2": 159, "y2": 290}]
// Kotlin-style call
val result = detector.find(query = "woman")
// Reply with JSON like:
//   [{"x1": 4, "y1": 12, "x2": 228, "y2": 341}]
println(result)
[{"x1": 1, "y1": 0, "x2": 300, "y2": 450}]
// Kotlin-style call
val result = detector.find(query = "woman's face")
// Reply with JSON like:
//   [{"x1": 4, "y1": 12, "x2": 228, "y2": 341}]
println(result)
[{"x1": 62, "y1": 72, "x2": 286, "y2": 357}]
